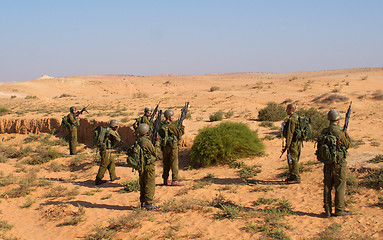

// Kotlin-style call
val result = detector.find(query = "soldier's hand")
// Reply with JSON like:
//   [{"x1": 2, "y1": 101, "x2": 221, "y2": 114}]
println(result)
[{"x1": 182, "y1": 121, "x2": 186, "y2": 127}]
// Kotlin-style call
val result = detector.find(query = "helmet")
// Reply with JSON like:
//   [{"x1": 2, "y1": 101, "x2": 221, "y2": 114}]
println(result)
[
  {"x1": 164, "y1": 109, "x2": 174, "y2": 118},
  {"x1": 69, "y1": 106, "x2": 76, "y2": 112},
  {"x1": 137, "y1": 123, "x2": 150, "y2": 135},
  {"x1": 327, "y1": 109, "x2": 341, "y2": 121},
  {"x1": 109, "y1": 119, "x2": 120, "y2": 128},
  {"x1": 144, "y1": 107, "x2": 152, "y2": 112}
]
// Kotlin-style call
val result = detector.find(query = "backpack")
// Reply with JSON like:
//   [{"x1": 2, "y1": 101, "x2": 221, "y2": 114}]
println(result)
[
  {"x1": 93, "y1": 126, "x2": 108, "y2": 147},
  {"x1": 158, "y1": 122, "x2": 170, "y2": 147},
  {"x1": 315, "y1": 130, "x2": 337, "y2": 164},
  {"x1": 126, "y1": 140, "x2": 144, "y2": 171},
  {"x1": 61, "y1": 115, "x2": 70, "y2": 129},
  {"x1": 294, "y1": 116, "x2": 311, "y2": 141}
]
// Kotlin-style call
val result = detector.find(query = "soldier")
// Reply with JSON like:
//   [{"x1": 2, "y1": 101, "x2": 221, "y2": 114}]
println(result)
[
  {"x1": 95, "y1": 119, "x2": 121, "y2": 185},
  {"x1": 282, "y1": 103, "x2": 302, "y2": 184},
  {"x1": 67, "y1": 106, "x2": 80, "y2": 155},
  {"x1": 133, "y1": 107, "x2": 154, "y2": 132},
  {"x1": 159, "y1": 109, "x2": 185, "y2": 186},
  {"x1": 136, "y1": 123, "x2": 160, "y2": 210},
  {"x1": 322, "y1": 109, "x2": 351, "y2": 217}
]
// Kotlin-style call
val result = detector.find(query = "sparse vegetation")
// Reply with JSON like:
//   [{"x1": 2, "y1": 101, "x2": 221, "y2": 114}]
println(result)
[
  {"x1": 224, "y1": 110, "x2": 234, "y2": 118},
  {"x1": 372, "y1": 90, "x2": 383, "y2": 100},
  {"x1": 161, "y1": 198, "x2": 206, "y2": 213},
  {"x1": 258, "y1": 102, "x2": 286, "y2": 122},
  {"x1": 350, "y1": 139, "x2": 365, "y2": 149},
  {"x1": 133, "y1": 92, "x2": 148, "y2": 98},
  {"x1": 209, "y1": 86, "x2": 220, "y2": 92},
  {"x1": 57, "y1": 204, "x2": 86, "y2": 226},
  {"x1": 190, "y1": 122, "x2": 264, "y2": 167},
  {"x1": 25, "y1": 95, "x2": 37, "y2": 99},
  {"x1": 192, "y1": 180, "x2": 212, "y2": 190},
  {"x1": 209, "y1": 110, "x2": 223, "y2": 122},
  {"x1": 26, "y1": 148, "x2": 62, "y2": 165},
  {"x1": 361, "y1": 167, "x2": 383, "y2": 189},
  {"x1": 86, "y1": 210, "x2": 146, "y2": 239},
  {"x1": 0, "y1": 107, "x2": 10, "y2": 116},
  {"x1": 20, "y1": 198, "x2": 35, "y2": 208},
  {"x1": 211, "y1": 195, "x2": 244, "y2": 219},
  {"x1": 120, "y1": 179, "x2": 140, "y2": 193},
  {"x1": 239, "y1": 164, "x2": 262, "y2": 183},
  {"x1": 368, "y1": 154, "x2": 383, "y2": 163}
]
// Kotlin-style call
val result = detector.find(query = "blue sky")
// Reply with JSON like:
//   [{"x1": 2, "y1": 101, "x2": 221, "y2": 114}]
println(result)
[{"x1": 0, "y1": 1, "x2": 382, "y2": 82}]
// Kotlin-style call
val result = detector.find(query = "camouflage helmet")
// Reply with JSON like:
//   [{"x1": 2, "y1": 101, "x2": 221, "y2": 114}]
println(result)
[
  {"x1": 144, "y1": 107, "x2": 152, "y2": 112},
  {"x1": 137, "y1": 123, "x2": 150, "y2": 136},
  {"x1": 109, "y1": 119, "x2": 120, "y2": 128},
  {"x1": 164, "y1": 109, "x2": 174, "y2": 118},
  {"x1": 327, "y1": 109, "x2": 341, "y2": 121},
  {"x1": 69, "y1": 106, "x2": 76, "y2": 112}
]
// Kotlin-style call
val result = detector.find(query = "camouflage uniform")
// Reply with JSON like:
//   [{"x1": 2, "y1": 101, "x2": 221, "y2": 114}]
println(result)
[
  {"x1": 322, "y1": 124, "x2": 350, "y2": 215},
  {"x1": 133, "y1": 115, "x2": 153, "y2": 131},
  {"x1": 160, "y1": 121, "x2": 185, "y2": 182},
  {"x1": 95, "y1": 127, "x2": 121, "y2": 184},
  {"x1": 284, "y1": 112, "x2": 302, "y2": 181},
  {"x1": 137, "y1": 135, "x2": 157, "y2": 205},
  {"x1": 67, "y1": 112, "x2": 80, "y2": 155}
]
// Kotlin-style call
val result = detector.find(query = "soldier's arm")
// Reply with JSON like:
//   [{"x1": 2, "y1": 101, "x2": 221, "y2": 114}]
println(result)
[
  {"x1": 337, "y1": 132, "x2": 351, "y2": 150},
  {"x1": 141, "y1": 138, "x2": 157, "y2": 161},
  {"x1": 169, "y1": 121, "x2": 185, "y2": 138},
  {"x1": 285, "y1": 118, "x2": 296, "y2": 148},
  {"x1": 109, "y1": 130, "x2": 121, "y2": 143},
  {"x1": 68, "y1": 113, "x2": 78, "y2": 127}
]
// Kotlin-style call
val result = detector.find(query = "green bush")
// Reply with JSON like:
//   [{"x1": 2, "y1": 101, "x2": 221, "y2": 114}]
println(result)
[
  {"x1": 120, "y1": 180, "x2": 140, "y2": 193},
  {"x1": 209, "y1": 111, "x2": 223, "y2": 122},
  {"x1": 296, "y1": 108, "x2": 329, "y2": 140},
  {"x1": 258, "y1": 102, "x2": 286, "y2": 121},
  {"x1": 0, "y1": 107, "x2": 10, "y2": 116},
  {"x1": 190, "y1": 122, "x2": 264, "y2": 167}
]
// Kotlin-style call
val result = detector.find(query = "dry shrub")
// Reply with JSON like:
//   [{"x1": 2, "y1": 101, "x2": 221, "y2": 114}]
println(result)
[
  {"x1": 372, "y1": 90, "x2": 383, "y2": 100},
  {"x1": 42, "y1": 204, "x2": 75, "y2": 220},
  {"x1": 321, "y1": 94, "x2": 349, "y2": 104}
]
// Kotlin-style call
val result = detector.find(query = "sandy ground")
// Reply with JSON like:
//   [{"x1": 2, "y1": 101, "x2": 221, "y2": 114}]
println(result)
[{"x1": 0, "y1": 68, "x2": 383, "y2": 240}]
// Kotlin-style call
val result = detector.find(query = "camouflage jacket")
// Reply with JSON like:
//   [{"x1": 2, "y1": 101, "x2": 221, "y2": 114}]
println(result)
[
  {"x1": 67, "y1": 113, "x2": 80, "y2": 128},
  {"x1": 133, "y1": 115, "x2": 153, "y2": 130},
  {"x1": 138, "y1": 135, "x2": 157, "y2": 165},
  {"x1": 103, "y1": 127, "x2": 121, "y2": 149},
  {"x1": 284, "y1": 112, "x2": 299, "y2": 148}
]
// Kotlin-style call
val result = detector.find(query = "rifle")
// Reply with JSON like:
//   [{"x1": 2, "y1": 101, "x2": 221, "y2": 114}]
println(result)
[
  {"x1": 76, "y1": 104, "x2": 90, "y2": 116},
  {"x1": 343, "y1": 101, "x2": 352, "y2": 133},
  {"x1": 279, "y1": 148, "x2": 292, "y2": 165},
  {"x1": 152, "y1": 110, "x2": 162, "y2": 145},
  {"x1": 178, "y1": 102, "x2": 189, "y2": 130},
  {"x1": 149, "y1": 101, "x2": 161, "y2": 123}
]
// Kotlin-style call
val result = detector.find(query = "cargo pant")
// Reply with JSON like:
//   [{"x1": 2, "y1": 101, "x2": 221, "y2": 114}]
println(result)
[
  {"x1": 162, "y1": 146, "x2": 179, "y2": 181},
  {"x1": 323, "y1": 162, "x2": 347, "y2": 214},
  {"x1": 69, "y1": 127, "x2": 78, "y2": 155},
  {"x1": 96, "y1": 148, "x2": 117, "y2": 183},
  {"x1": 288, "y1": 140, "x2": 302, "y2": 181},
  {"x1": 139, "y1": 163, "x2": 155, "y2": 204}
]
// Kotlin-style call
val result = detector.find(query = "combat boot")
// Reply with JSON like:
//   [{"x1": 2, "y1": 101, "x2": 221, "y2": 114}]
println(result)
[
  {"x1": 171, "y1": 180, "x2": 184, "y2": 186},
  {"x1": 324, "y1": 209, "x2": 332, "y2": 218},
  {"x1": 333, "y1": 211, "x2": 351, "y2": 217},
  {"x1": 163, "y1": 179, "x2": 171, "y2": 186}
]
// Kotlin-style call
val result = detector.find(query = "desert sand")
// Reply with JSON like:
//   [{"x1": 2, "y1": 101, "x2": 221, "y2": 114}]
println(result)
[{"x1": 0, "y1": 68, "x2": 382, "y2": 239}]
